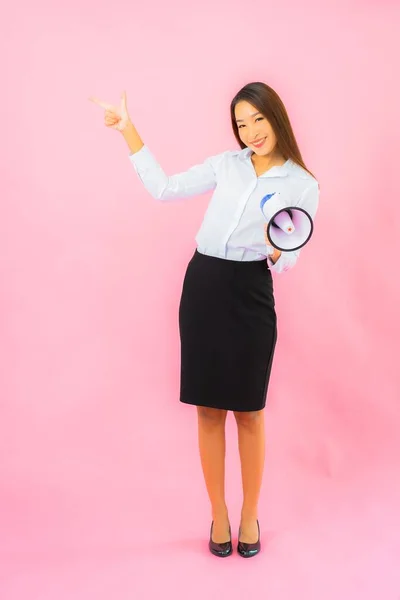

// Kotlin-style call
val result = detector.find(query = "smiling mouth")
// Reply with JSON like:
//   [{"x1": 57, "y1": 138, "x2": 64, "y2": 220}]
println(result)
[{"x1": 251, "y1": 137, "x2": 267, "y2": 147}]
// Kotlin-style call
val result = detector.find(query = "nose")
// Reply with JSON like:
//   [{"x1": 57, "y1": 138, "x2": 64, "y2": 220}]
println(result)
[{"x1": 248, "y1": 126, "x2": 261, "y2": 141}]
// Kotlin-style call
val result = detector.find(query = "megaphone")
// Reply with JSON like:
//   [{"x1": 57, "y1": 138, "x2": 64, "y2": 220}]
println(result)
[{"x1": 260, "y1": 192, "x2": 314, "y2": 252}]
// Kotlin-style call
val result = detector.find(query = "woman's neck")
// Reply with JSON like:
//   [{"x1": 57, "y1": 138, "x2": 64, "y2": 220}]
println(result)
[{"x1": 251, "y1": 151, "x2": 287, "y2": 170}]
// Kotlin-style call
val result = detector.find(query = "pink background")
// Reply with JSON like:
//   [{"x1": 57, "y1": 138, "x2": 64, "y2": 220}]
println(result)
[{"x1": 1, "y1": 0, "x2": 400, "y2": 598}]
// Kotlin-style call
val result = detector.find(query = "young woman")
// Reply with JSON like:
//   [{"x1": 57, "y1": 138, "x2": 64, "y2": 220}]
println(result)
[{"x1": 90, "y1": 82, "x2": 319, "y2": 558}]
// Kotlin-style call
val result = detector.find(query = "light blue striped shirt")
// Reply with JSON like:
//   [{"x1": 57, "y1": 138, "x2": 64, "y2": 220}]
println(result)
[{"x1": 129, "y1": 145, "x2": 319, "y2": 274}]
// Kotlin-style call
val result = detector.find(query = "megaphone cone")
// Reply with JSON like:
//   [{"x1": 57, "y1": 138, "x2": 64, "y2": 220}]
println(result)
[
  {"x1": 272, "y1": 210, "x2": 296, "y2": 235},
  {"x1": 267, "y1": 207, "x2": 313, "y2": 251},
  {"x1": 260, "y1": 192, "x2": 314, "y2": 252}
]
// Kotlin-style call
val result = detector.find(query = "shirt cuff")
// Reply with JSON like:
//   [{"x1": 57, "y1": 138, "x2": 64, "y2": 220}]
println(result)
[
  {"x1": 128, "y1": 144, "x2": 154, "y2": 168},
  {"x1": 267, "y1": 252, "x2": 296, "y2": 274}
]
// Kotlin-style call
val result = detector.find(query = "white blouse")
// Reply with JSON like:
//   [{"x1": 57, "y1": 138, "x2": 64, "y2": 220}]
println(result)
[{"x1": 129, "y1": 145, "x2": 319, "y2": 274}]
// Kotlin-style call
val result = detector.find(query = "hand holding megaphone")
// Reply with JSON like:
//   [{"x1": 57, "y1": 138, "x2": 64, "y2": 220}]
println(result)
[{"x1": 260, "y1": 192, "x2": 314, "y2": 252}]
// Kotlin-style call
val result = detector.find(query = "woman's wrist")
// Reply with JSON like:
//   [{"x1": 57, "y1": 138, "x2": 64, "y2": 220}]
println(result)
[
  {"x1": 269, "y1": 249, "x2": 282, "y2": 264},
  {"x1": 121, "y1": 120, "x2": 144, "y2": 155}
]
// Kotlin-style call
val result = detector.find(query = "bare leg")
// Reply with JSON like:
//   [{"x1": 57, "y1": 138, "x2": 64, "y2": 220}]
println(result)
[
  {"x1": 234, "y1": 409, "x2": 265, "y2": 543},
  {"x1": 197, "y1": 406, "x2": 230, "y2": 543}
]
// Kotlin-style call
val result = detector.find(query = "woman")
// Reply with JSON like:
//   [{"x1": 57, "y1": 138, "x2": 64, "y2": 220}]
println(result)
[{"x1": 90, "y1": 82, "x2": 319, "y2": 558}]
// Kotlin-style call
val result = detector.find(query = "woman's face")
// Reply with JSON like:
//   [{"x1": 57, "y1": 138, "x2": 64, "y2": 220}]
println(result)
[{"x1": 234, "y1": 100, "x2": 278, "y2": 157}]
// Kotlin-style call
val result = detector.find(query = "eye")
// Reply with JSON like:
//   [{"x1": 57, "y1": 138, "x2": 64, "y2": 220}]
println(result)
[{"x1": 238, "y1": 117, "x2": 264, "y2": 128}]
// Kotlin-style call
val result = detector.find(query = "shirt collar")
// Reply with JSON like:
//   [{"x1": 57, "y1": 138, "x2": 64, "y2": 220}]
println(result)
[{"x1": 238, "y1": 147, "x2": 291, "y2": 178}]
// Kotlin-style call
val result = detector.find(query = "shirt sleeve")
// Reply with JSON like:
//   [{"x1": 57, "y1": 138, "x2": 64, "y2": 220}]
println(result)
[
  {"x1": 128, "y1": 145, "x2": 226, "y2": 201},
  {"x1": 267, "y1": 180, "x2": 320, "y2": 274},
  {"x1": 267, "y1": 249, "x2": 301, "y2": 273}
]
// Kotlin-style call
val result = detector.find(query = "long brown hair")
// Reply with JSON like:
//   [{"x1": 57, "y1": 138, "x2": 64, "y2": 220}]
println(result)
[{"x1": 230, "y1": 82, "x2": 316, "y2": 180}]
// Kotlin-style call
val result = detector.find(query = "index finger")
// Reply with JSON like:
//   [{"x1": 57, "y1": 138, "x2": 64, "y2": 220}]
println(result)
[{"x1": 89, "y1": 96, "x2": 114, "y2": 110}]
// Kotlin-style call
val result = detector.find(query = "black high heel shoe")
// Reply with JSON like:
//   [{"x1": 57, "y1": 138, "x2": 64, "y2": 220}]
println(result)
[
  {"x1": 208, "y1": 521, "x2": 233, "y2": 557},
  {"x1": 237, "y1": 519, "x2": 261, "y2": 558}
]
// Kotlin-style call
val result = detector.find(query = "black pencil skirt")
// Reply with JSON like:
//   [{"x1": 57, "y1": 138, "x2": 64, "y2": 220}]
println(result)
[{"x1": 178, "y1": 249, "x2": 278, "y2": 412}]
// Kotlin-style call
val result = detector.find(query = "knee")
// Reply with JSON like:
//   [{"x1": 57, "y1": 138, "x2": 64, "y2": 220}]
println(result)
[
  {"x1": 234, "y1": 410, "x2": 263, "y2": 429},
  {"x1": 197, "y1": 406, "x2": 227, "y2": 427}
]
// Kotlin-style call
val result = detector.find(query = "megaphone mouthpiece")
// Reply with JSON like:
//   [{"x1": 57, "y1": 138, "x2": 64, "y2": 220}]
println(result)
[{"x1": 272, "y1": 210, "x2": 296, "y2": 235}]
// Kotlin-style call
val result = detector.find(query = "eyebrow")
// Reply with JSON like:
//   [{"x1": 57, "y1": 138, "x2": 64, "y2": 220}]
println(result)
[{"x1": 236, "y1": 112, "x2": 262, "y2": 123}]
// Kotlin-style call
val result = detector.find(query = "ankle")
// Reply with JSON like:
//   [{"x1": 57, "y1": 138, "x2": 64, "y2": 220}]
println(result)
[
  {"x1": 212, "y1": 506, "x2": 229, "y2": 521},
  {"x1": 240, "y1": 509, "x2": 258, "y2": 521}
]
